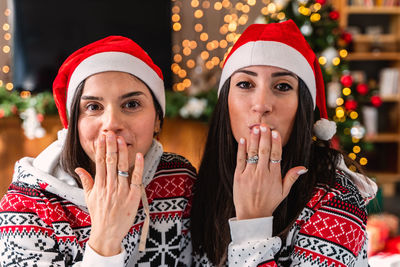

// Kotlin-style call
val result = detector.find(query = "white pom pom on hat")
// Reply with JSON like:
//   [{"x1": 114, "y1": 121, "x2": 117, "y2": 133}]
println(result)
[{"x1": 218, "y1": 20, "x2": 336, "y2": 140}]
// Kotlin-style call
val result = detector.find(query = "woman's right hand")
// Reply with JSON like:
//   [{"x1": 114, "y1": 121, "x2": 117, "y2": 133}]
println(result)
[{"x1": 75, "y1": 131, "x2": 143, "y2": 256}]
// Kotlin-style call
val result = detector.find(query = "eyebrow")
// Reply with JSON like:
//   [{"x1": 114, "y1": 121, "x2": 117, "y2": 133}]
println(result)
[
  {"x1": 233, "y1": 69, "x2": 298, "y2": 79},
  {"x1": 81, "y1": 91, "x2": 145, "y2": 101}
]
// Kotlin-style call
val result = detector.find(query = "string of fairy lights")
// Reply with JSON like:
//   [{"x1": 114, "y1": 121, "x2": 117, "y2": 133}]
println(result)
[
  {"x1": 171, "y1": 0, "x2": 267, "y2": 92},
  {"x1": 1, "y1": 6, "x2": 12, "y2": 91}
]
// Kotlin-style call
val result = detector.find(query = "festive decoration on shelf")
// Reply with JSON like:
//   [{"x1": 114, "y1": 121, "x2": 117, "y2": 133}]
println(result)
[
  {"x1": 1, "y1": 6, "x2": 13, "y2": 91},
  {"x1": 0, "y1": 86, "x2": 57, "y2": 138}
]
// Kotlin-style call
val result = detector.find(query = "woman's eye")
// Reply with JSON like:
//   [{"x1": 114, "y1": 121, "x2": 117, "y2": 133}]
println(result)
[
  {"x1": 123, "y1": 100, "x2": 140, "y2": 109},
  {"x1": 275, "y1": 83, "x2": 293, "y2": 92},
  {"x1": 236, "y1": 81, "x2": 253, "y2": 89},
  {"x1": 86, "y1": 103, "x2": 101, "y2": 111}
]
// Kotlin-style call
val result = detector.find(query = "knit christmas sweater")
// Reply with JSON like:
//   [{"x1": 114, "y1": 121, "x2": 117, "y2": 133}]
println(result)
[
  {"x1": 194, "y1": 170, "x2": 374, "y2": 267},
  {"x1": 0, "y1": 141, "x2": 196, "y2": 266}
]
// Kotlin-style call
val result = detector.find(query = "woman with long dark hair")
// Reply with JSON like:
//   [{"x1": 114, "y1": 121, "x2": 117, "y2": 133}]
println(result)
[
  {"x1": 0, "y1": 36, "x2": 196, "y2": 266},
  {"x1": 191, "y1": 20, "x2": 377, "y2": 266}
]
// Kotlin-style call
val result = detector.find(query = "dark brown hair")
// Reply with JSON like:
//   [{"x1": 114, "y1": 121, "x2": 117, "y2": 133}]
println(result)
[
  {"x1": 60, "y1": 78, "x2": 164, "y2": 187},
  {"x1": 190, "y1": 77, "x2": 342, "y2": 264}
]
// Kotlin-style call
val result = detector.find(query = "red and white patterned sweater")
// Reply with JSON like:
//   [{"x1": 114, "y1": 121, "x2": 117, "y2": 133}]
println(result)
[
  {"x1": 0, "y1": 152, "x2": 196, "y2": 266},
  {"x1": 194, "y1": 170, "x2": 372, "y2": 267}
]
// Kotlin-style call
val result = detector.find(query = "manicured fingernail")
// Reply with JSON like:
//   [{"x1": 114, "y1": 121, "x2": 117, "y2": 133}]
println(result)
[
  {"x1": 297, "y1": 169, "x2": 308, "y2": 175},
  {"x1": 136, "y1": 153, "x2": 142, "y2": 160},
  {"x1": 117, "y1": 136, "x2": 123, "y2": 144},
  {"x1": 240, "y1": 138, "x2": 245, "y2": 144},
  {"x1": 75, "y1": 169, "x2": 83, "y2": 176},
  {"x1": 107, "y1": 133, "x2": 114, "y2": 140},
  {"x1": 253, "y1": 128, "x2": 260, "y2": 134},
  {"x1": 100, "y1": 134, "x2": 105, "y2": 142},
  {"x1": 260, "y1": 126, "x2": 267, "y2": 132},
  {"x1": 272, "y1": 131, "x2": 278, "y2": 139}
]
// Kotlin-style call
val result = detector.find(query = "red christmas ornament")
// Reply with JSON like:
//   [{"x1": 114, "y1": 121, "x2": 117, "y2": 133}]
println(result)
[
  {"x1": 371, "y1": 95, "x2": 382, "y2": 107},
  {"x1": 329, "y1": 11, "x2": 339, "y2": 20},
  {"x1": 11, "y1": 105, "x2": 18, "y2": 115},
  {"x1": 356, "y1": 83, "x2": 369, "y2": 95},
  {"x1": 316, "y1": 0, "x2": 326, "y2": 4},
  {"x1": 345, "y1": 99, "x2": 358, "y2": 111},
  {"x1": 37, "y1": 113, "x2": 44, "y2": 122},
  {"x1": 0, "y1": 109, "x2": 4, "y2": 118},
  {"x1": 340, "y1": 75, "x2": 353, "y2": 87},
  {"x1": 341, "y1": 32, "x2": 353, "y2": 44}
]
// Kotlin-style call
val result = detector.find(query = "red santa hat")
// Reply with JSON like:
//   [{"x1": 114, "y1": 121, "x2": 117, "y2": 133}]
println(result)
[
  {"x1": 53, "y1": 35, "x2": 165, "y2": 129},
  {"x1": 219, "y1": 20, "x2": 336, "y2": 140}
]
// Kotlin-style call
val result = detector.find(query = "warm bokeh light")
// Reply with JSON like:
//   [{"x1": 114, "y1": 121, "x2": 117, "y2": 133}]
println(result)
[
  {"x1": 183, "y1": 47, "x2": 192, "y2": 56},
  {"x1": 173, "y1": 54, "x2": 182, "y2": 63},
  {"x1": 172, "y1": 6, "x2": 180, "y2": 13},
  {"x1": 360, "y1": 157, "x2": 368, "y2": 165},
  {"x1": 242, "y1": 4, "x2": 250, "y2": 13},
  {"x1": 353, "y1": 146, "x2": 361, "y2": 154},
  {"x1": 173, "y1": 23, "x2": 182, "y2": 31},
  {"x1": 201, "y1": 51, "x2": 210, "y2": 60},
  {"x1": 191, "y1": 0, "x2": 199, "y2": 8},
  {"x1": 336, "y1": 97, "x2": 344, "y2": 106},
  {"x1": 267, "y1": 3, "x2": 276, "y2": 13},
  {"x1": 332, "y1": 57, "x2": 340, "y2": 66},
  {"x1": 182, "y1": 39, "x2": 190, "y2": 47},
  {"x1": 277, "y1": 12, "x2": 286, "y2": 20},
  {"x1": 189, "y1": 41, "x2": 197, "y2": 49},
  {"x1": 3, "y1": 23, "x2": 10, "y2": 31},
  {"x1": 172, "y1": 14, "x2": 180, "y2": 22},
  {"x1": 6, "y1": 82, "x2": 13, "y2": 90},
  {"x1": 4, "y1": 9, "x2": 11, "y2": 16},
  {"x1": 220, "y1": 39, "x2": 228, "y2": 48},
  {"x1": 183, "y1": 78, "x2": 192, "y2": 88},
  {"x1": 2, "y1": 65, "x2": 9, "y2": 73},
  {"x1": 200, "y1": 32, "x2": 209, "y2": 41},
  {"x1": 214, "y1": 1, "x2": 223, "y2": 10},
  {"x1": 178, "y1": 69, "x2": 187, "y2": 78},
  {"x1": 348, "y1": 153, "x2": 356, "y2": 160},
  {"x1": 2, "y1": 45, "x2": 10, "y2": 53},
  {"x1": 186, "y1": 59, "x2": 195, "y2": 68},
  {"x1": 342, "y1": 87, "x2": 351, "y2": 96},
  {"x1": 195, "y1": 23, "x2": 203, "y2": 32},
  {"x1": 310, "y1": 13, "x2": 321, "y2": 22},
  {"x1": 336, "y1": 107, "x2": 345, "y2": 118},
  {"x1": 339, "y1": 49, "x2": 348, "y2": 58},
  {"x1": 4, "y1": 32, "x2": 11, "y2": 40},
  {"x1": 194, "y1": 9, "x2": 204, "y2": 19},
  {"x1": 318, "y1": 56, "x2": 327, "y2": 65},
  {"x1": 350, "y1": 111, "x2": 358, "y2": 120},
  {"x1": 202, "y1": 0, "x2": 211, "y2": 9},
  {"x1": 20, "y1": 91, "x2": 31, "y2": 98}
]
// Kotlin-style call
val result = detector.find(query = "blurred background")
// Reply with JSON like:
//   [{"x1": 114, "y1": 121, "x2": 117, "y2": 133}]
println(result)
[{"x1": 1, "y1": 0, "x2": 400, "y2": 263}]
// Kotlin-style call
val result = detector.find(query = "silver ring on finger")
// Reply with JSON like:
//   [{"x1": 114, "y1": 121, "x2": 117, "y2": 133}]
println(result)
[
  {"x1": 117, "y1": 170, "x2": 129, "y2": 177},
  {"x1": 270, "y1": 159, "x2": 282, "y2": 164},
  {"x1": 246, "y1": 155, "x2": 259, "y2": 164}
]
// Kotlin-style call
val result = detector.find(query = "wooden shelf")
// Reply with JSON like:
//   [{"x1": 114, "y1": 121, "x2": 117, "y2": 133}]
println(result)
[
  {"x1": 381, "y1": 95, "x2": 400, "y2": 102},
  {"x1": 353, "y1": 34, "x2": 397, "y2": 43},
  {"x1": 367, "y1": 172, "x2": 400, "y2": 183},
  {"x1": 347, "y1": 6, "x2": 400, "y2": 14},
  {"x1": 346, "y1": 52, "x2": 400, "y2": 60},
  {"x1": 364, "y1": 133, "x2": 400, "y2": 142}
]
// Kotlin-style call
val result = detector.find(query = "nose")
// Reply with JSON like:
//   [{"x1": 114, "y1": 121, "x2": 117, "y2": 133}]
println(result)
[
  {"x1": 251, "y1": 86, "x2": 273, "y2": 115},
  {"x1": 101, "y1": 106, "x2": 124, "y2": 134}
]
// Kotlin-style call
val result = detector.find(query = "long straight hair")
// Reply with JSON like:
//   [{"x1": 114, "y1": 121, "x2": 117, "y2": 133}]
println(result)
[
  {"x1": 190, "y1": 77, "x2": 341, "y2": 265},
  {"x1": 60, "y1": 78, "x2": 164, "y2": 187}
]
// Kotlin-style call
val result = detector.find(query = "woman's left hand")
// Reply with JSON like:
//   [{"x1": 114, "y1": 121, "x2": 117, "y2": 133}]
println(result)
[{"x1": 233, "y1": 124, "x2": 307, "y2": 220}]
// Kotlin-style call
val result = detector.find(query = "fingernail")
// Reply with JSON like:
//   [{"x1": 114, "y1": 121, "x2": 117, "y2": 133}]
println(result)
[
  {"x1": 100, "y1": 134, "x2": 105, "y2": 143},
  {"x1": 297, "y1": 169, "x2": 308, "y2": 175},
  {"x1": 260, "y1": 126, "x2": 267, "y2": 132},
  {"x1": 117, "y1": 136, "x2": 123, "y2": 144},
  {"x1": 136, "y1": 153, "x2": 142, "y2": 160},
  {"x1": 253, "y1": 128, "x2": 260, "y2": 134},
  {"x1": 240, "y1": 138, "x2": 245, "y2": 144},
  {"x1": 272, "y1": 131, "x2": 278, "y2": 139},
  {"x1": 107, "y1": 132, "x2": 114, "y2": 140},
  {"x1": 75, "y1": 169, "x2": 83, "y2": 176}
]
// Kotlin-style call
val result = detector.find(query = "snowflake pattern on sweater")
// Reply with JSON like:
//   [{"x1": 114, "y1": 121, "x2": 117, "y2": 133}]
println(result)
[
  {"x1": 0, "y1": 152, "x2": 196, "y2": 267},
  {"x1": 193, "y1": 170, "x2": 370, "y2": 267}
]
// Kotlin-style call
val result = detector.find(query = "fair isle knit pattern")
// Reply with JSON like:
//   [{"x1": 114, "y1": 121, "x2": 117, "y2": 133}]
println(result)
[
  {"x1": 193, "y1": 170, "x2": 369, "y2": 267},
  {"x1": 0, "y1": 152, "x2": 196, "y2": 267}
]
